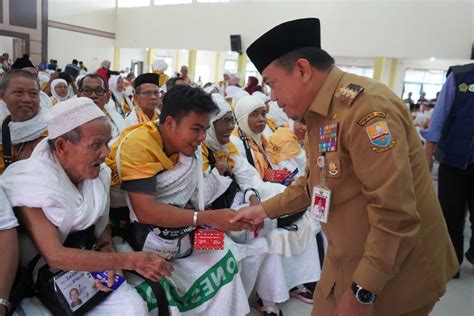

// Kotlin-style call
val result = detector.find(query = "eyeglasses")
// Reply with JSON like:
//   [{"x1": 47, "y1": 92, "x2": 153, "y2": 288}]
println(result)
[
  {"x1": 80, "y1": 87, "x2": 107, "y2": 96},
  {"x1": 217, "y1": 117, "x2": 236, "y2": 127},
  {"x1": 139, "y1": 91, "x2": 160, "y2": 98}
]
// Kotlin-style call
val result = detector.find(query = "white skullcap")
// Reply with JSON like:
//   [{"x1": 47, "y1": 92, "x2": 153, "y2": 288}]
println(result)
[
  {"x1": 46, "y1": 97, "x2": 106, "y2": 139},
  {"x1": 152, "y1": 59, "x2": 168, "y2": 72}
]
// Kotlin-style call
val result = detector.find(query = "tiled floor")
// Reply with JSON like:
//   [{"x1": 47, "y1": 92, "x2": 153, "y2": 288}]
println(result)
[{"x1": 249, "y1": 224, "x2": 474, "y2": 316}]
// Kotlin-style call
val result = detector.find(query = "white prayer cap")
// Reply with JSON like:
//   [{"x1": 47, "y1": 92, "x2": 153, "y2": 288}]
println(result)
[
  {"x1": 152, "y1": 59, "x2": 168, "y2": 72},
  {"x1": 46, "y1": 97, "x2": 106, "y2": 139}
]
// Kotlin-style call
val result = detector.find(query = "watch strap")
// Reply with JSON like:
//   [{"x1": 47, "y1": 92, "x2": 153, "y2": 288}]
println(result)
[{"x1": 0, "y1": 298, "x2": 11, "y2": 312}]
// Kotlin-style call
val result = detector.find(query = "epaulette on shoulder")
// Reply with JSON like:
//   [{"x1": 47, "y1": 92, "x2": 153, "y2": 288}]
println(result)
[{"x1": 335, "y1": 83, "x2": 364, "y2": 106}]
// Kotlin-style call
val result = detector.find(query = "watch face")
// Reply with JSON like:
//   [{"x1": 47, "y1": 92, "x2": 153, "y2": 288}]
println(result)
[{"x1": 358, "y1": 289, "x2": 376, "y2": 304}]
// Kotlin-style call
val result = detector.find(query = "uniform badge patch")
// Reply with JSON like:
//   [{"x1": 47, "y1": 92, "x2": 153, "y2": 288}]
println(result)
[
  {"x1": 458, "y1": 83, "x2": 468, "y2": 92},
  {"x1": 365, "y1": 121, "x2": 397, "y2": 152},
  {"x1": 328, "y1": 161, "x2": 339, "y2": 176},
  {"x1": 357, "y1": 111, "x2": 386, "y2": 126},
  {"x1": 335, "y1": 83, "x2": 364, "y2": 106}
]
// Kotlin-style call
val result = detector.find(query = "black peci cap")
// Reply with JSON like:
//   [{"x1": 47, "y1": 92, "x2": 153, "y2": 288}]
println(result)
[
  {"x1": 246, "y1": 18, "x2": 321, "y2": 73},
  {"x1": 134, "y1": 73, "x2": 160, "y2": 89}
]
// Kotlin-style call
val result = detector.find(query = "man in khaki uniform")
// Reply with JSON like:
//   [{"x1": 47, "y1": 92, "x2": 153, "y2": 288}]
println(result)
[{"x1": 231, "y1": 18, "x2": 458, "y2": 315}]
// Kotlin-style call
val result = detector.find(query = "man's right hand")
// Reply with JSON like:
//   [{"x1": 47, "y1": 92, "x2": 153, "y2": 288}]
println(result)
[
  {"x1": 203, "y1": 209, "x2": 251, "y2": 231},
  {"x1": 132, "y1": 252, "x2": 173, "y2": 282},
  {"x1": 230, "y1": 204, "x2": 267, "y2": 227}
]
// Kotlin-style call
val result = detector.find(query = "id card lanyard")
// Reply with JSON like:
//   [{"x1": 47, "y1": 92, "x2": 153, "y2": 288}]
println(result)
[{"x1": 311, "y1": 153, "x2": 332, "y2": 223}]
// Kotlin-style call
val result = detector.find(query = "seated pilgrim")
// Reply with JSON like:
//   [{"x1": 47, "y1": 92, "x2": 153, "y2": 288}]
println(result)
[
  {"x1": 231, "y1": 95, "x2": 306, "y2": 179},
  {"x1": 125, "y1": 73, "x2": 160, "y2": 126},
  {"x1": 9, "y1": 55, "x2": 53, "y2": 110},
  {"x1": 0, "y1": 70, "x2": 48, "y2": 174},
  {"x1": 0, "y1": 187, "x2": 19, "y2": 316},
  {"x1": 202, "y1": 94, "x2": 321, "y2": 315},
  {"x1": 107, "y1": 75, "x2": 133, "y2": 119},
  {"x1": 1, "y1": 97, "x2": 173, "y2": 315},
  {"x1": 77, "y1": 74, "x2": 127, "y2": 146},
  {"x1": 49, "y1": 78, "x2": 70, "y2": 105},
  {"x1": 106, "y1": 85, "x2": 251, "y2": 315}
]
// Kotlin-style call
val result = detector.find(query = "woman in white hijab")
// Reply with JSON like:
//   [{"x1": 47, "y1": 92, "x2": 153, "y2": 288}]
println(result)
[
  {"x1": 107, "y1": 75, "x2": 132, "y2": 118},
  {"x1": 50, "y1": 78, "x2": 70, "y2": 105},
  {"x1": 231, "y1": 95, "x2": 306, "y2": 179}
]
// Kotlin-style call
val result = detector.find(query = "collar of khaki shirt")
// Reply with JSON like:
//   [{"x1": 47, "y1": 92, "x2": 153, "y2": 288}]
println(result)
[{"x1": 307, "y1": 66, "x2": 345, "y2": 118}]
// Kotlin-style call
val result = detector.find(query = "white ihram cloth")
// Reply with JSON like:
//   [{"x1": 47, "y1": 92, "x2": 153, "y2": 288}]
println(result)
[
  {"x1": 1, "y1": 139, "x2": 147, "y2": 316},
  {"x1": 0, "y1": 109, "x2": 47, "y2": 145},
  {"x1": 104, "y1": 100, "x2": 127, "y2": 145},
  {"x1": 115, "y1": 140, "x2": 250, "y2": 315},
  {"x1": 0, "y1": 185, "x2": 18, "y2": 230}
]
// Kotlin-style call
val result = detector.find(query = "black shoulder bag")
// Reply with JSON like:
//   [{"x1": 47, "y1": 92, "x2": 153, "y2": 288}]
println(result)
[
  {"x1": 31, "y1": 226, "x2": 111, "y2": 316},
  {"x1": 207, "y1": 148, "x2": 240, "y2": 209},
  {"x1": 2, "y1": 116, "x2": 14, "y2": 168}
]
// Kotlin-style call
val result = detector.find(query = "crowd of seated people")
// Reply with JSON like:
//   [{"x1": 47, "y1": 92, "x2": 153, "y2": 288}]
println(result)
[{"x1": 0, "y1": 55, "x2": 326, "y2": 316}]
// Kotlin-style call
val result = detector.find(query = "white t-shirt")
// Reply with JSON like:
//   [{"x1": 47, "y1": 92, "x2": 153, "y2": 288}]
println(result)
[{"x1": 0, "y1": 187, "x2": 18, "y2": 230}]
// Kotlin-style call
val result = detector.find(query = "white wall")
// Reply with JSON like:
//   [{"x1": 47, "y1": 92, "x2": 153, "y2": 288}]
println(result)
[
  {"x1": 48, "y1": 28, "x2": 115, "y2": 71},
  {"x1": 48, "y1": 0, "x2": 116, "y2": 69},
  {"x1": 49, "y1": 0, "x2": 116, "y2": 33},
  {"x1": 116, "y1": 1, "x2": 473, "y2": 59}
]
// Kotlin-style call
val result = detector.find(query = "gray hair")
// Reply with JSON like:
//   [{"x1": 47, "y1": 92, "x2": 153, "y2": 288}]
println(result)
[
  {"x1": 275, "y1": 47, "x2": 335, "y2": 72},
  {"x1": 0, "y1": 69, "x2": 40, "y2": 91}
]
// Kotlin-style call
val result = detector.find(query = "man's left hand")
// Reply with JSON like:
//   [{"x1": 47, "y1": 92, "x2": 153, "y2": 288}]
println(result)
[{"x1": 334, "y1": 291, "x2": 374, "y2": 316}]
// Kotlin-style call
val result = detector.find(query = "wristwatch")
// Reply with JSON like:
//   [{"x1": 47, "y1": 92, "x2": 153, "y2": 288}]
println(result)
[
  {"x1": 0, "y1": 298, "x2": 11, "y2": 313},
  {"x1": 351, "y1": 282, "x2": 377, "y2": 304}
]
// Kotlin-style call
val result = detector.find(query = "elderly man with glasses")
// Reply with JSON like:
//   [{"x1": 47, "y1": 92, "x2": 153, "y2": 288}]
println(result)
[
  {"x1": 77, "y1": 74, "x2": 127, "y2": 146},
  {"x1": 125, "y1": 73, "x2": 161, "y2": 127}
]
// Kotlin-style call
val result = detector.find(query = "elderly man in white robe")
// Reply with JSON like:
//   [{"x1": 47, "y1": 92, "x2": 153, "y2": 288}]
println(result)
[{"x1": 1, "y1": 97, "x2": 173, "y2": 315}]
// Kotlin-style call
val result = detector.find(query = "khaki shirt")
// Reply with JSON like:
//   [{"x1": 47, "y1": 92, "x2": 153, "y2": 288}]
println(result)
[{"x1": 261, "y1": 67, "x2": 458, "y2": 313}]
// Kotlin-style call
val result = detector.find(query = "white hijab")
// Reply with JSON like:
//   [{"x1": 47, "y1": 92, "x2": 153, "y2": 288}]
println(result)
[
  {"x1": 235, "y1": 95, "x2": 266, "y2": 143},
  {"x1": 205, "y1": 94, "x2": 234, "y2": 153},
  {"x1": 50, "y1": 79, "x2": 69, "y2": 102},
  {"x1": 108, "y1": 75, "x2": 124, "y2": 106},
  {"x1": 231, "y1": 90, "x2": 250, "y2": 109}
]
